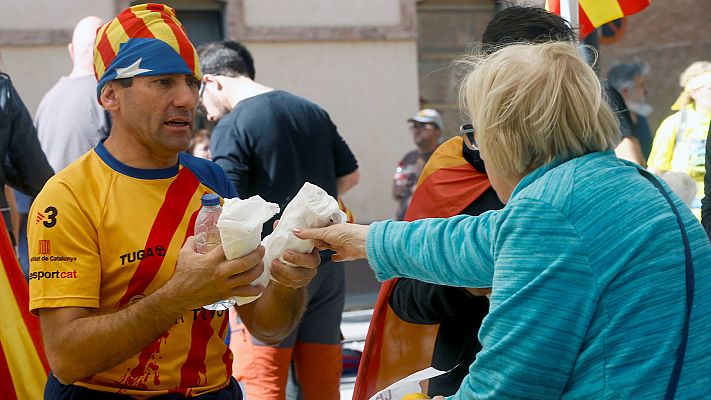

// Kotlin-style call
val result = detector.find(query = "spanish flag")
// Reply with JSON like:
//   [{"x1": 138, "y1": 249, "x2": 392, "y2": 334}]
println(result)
[
  {"x1": 545, "y1": 0, "x2": 650, "y2": 38},
  {"x1": 0, "y1": 219, "x2": 49, "y2": 399},
  {"x1": 353, "y1": 137, "x2": 491, "y2": 399}
]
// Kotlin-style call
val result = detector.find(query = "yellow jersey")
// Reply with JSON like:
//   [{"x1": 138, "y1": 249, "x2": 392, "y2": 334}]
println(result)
[{"x1": 28, "y1": 141, "x2": 237, "y2": 398}]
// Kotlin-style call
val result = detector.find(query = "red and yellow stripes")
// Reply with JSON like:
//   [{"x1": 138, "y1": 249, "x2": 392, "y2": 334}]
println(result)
[
  {"x1": 0, "y1": 219, "x2": 49, "y2": 399},
  {"x1": 93, "y1": 3, "x2": 200, "y2": 80},
  {"x1": 404, "y1": 137, "x2": 491, "y2": 221},
  {"x1": 545, "y1": 0, "x2": 650, "y2": 38},
  {"x1": 116, "y1": 167, "x2": 200, "y2": 309}
]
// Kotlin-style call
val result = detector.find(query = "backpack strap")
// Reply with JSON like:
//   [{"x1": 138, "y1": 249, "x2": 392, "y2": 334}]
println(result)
[{"x1": 638, "y1": 169, "x2": 694, "y2": 399}]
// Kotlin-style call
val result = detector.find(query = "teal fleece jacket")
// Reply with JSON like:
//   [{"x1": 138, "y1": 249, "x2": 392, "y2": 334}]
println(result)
[{"x1": 367, "y1": 151, "x2": 711, "y2": 399}]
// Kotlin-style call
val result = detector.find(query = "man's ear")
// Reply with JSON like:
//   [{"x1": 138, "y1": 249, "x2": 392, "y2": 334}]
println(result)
[
  {"x1": 203, "y1": 74, "x2": 223, "y2": 91},
  {"x1": 100, "y1": 82, "x2": 120, "y2": 111}
]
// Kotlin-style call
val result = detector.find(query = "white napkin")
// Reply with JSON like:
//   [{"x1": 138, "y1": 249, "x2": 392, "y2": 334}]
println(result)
[
  {"x1": 368, "y1": 366, "x2": 450, "y2": 400},
  {"x1": 217, "y1": 196, "x2": 279, "y2": 305},
  {"x1": 260, "y1": 182, "x2": 347, "y2": 284}
]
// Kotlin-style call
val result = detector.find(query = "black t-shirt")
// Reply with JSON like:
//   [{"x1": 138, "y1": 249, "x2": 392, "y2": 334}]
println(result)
[{"x1": 210, "y1": 90, "x2": 358, "y2": 236}]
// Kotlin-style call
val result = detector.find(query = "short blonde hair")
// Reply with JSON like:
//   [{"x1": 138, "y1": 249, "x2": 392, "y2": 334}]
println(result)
[
  {"x1": 672, "y1": 61, "x2": 711, "y2": 109},
  {"x1": 459, "y1": 41, "x2": 620, "y2": 176}
]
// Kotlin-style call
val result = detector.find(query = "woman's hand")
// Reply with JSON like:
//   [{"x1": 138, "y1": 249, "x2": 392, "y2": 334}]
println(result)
[{"x1": 292, "y1": 223, "x2": 369, "y2": 262}]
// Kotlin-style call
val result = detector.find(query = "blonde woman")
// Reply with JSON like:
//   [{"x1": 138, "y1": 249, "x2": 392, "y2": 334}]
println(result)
[{"x1": 295, "y1": 42, "x2": 711, "y2": 399}]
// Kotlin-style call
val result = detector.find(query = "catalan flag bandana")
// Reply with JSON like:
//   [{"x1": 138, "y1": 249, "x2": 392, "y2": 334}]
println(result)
[{"x1": 93, "y1": 3, "x2": 201, "y2": 102}]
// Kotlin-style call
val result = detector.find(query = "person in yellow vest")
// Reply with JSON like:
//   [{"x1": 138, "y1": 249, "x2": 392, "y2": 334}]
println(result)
[{"x1": 648, "y1": 61, "x2": 711, "y2": 219}]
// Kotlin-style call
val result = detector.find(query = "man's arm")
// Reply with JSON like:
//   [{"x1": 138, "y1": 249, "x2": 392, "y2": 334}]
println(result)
[
  {"x1": 210, "y1": 124, "x2": 251, "y2": 196},
  {"x1": 1, "y1": 76, "x2": 54, "y2": 196},
  {"x1": 615, "y1": 136, "x2": 647, "y2": 167},
  {"x1": 40, "y1": 240, "x2": 265, "y2": 384},
  {"x1": 329, "y1": 120, "x2": 359, "y2": 196},
  {"x1": 235, "y1": 249, "x2": 320, "y2": 344},
  {"x1": 390, "y1": 278, "x2": 488, "y2": 325},
  {"x1": 337, "y1": 169, "x2": 359, "y2": 196}
]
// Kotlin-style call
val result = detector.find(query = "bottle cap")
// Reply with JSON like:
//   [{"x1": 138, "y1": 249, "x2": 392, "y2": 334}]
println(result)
[{"x1": 201, "y1": 193, "x2": 220, "y2": 206}]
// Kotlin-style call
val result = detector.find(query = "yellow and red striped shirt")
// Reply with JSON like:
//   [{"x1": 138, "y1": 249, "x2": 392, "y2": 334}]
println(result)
[{"x1": 28, "y1": 141, "x2": 236, "y2": 398}]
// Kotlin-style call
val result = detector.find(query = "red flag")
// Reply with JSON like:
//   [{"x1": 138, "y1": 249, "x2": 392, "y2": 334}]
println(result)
[
  {"x1": 0, "y1": 218, "x2": 49, "y2": 399},
  {"x1": 546, "y1": 0, "x2": 650, "y2": 38}
]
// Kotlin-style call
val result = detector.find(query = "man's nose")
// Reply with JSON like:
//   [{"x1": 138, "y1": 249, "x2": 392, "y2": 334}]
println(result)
[{"x1": 173, "y1": 81, "x2": 198, "y2": 109}]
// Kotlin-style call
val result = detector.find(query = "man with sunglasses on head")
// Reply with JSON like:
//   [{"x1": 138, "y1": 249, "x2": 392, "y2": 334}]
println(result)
[
  {"x1": 197, "y1": 41, "x2": 359, "y2": 400},
  {"x1": 392, "y1": 108, "x2": 443, "y2": 220}
]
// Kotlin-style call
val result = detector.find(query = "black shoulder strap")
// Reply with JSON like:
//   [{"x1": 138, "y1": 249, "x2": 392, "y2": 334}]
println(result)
[{"x1": 638, "y1": 169, "x2": 695, "y2": 399}]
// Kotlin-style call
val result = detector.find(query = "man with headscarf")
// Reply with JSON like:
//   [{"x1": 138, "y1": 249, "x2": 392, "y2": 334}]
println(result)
[
  {"x1": 28, "y1": 5, "x2": 321, "y2": 399},
  {"x1": 607, "y1": 61, "x2": 654, "y2": 167}
]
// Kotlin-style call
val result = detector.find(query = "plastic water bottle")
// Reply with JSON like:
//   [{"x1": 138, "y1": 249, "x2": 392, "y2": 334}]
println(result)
[
  {"x1": 195, "y1": 194, "x2": 222, "y2": 253},
  {"x1": 194, "y1": 194, "x2": 235, "y2": 310}
]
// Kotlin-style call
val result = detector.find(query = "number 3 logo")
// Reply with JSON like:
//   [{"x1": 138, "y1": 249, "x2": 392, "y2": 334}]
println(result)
[{"x1": 43, "y1": 206, "x2": 58, "y2": 228}]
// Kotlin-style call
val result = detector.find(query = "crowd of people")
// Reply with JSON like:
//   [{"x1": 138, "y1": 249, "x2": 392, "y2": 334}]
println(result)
[{"x1": 0, "y1": 3, "x2": 709, "y2": 400}]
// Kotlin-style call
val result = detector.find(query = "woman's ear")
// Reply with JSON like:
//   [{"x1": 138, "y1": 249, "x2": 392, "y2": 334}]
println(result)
[{"x1": 100, "y1": 82, "x2": 119, "y2": 111}]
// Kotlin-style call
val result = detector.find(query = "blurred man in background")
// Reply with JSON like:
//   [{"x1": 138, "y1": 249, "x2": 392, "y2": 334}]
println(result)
[
  {"x1": 36, "y1": 16, "x2": 110, "y2": 173},
  {"x1": 13, "y1": 16, "x2": 109, "y2": 277},
  {"x1": 393, "y1": 109, "x2": 443, "y2": 220},
  {"x1": 607, "y1": 61, "x2": 653, "y2": 167}
]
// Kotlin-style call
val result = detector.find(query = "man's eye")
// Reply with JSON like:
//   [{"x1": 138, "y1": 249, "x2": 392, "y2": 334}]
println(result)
[
  {"x1": 187, "y1": 78, "x2": 199, "y2": 87},
  {"x1": 156, "y1": 78, "x2": 173, "y2": 86}
]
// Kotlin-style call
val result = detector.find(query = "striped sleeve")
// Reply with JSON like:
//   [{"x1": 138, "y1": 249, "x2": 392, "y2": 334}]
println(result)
[
  {"x1": 453, "y1": 199, "x2": 598, "y2": 399},
  {"x1": 366, "y1": 213, "x2": 497, "y2": 288}
]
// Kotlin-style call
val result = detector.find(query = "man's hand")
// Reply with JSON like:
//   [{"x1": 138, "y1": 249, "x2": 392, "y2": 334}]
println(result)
[
  {"x1": 270, "y1": 248, "x2": 320, "y2": 289},
  {"x1": 166, "y1": 237, "x2": 266, "y2": 310},
  {"x1": 234, "y1": 248, "x2": 319, "y2": 344},
  {"x1": 293, "y1": 223, "x2": 368, "y2": 262},
  {"x1": 38, "y1": 237, "x2": 268, "y2": 385}
]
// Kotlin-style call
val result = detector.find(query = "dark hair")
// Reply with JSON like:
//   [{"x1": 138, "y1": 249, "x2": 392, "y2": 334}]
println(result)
[
  {"x1": 198, "y1": 41, "x2": 254, "y2": 79},
  {"x1": 188, "y1": 128, "x2": 211, "y2": 154},
  {"x1": 482, "y1": 6, "x2": 575, "y2": 52},
  {"x1": 607, "y1": 62, "x2": 648, "y2": 92},
  {"x1": 222, "y1": 41, "x2": 255, "y2": 80}
]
